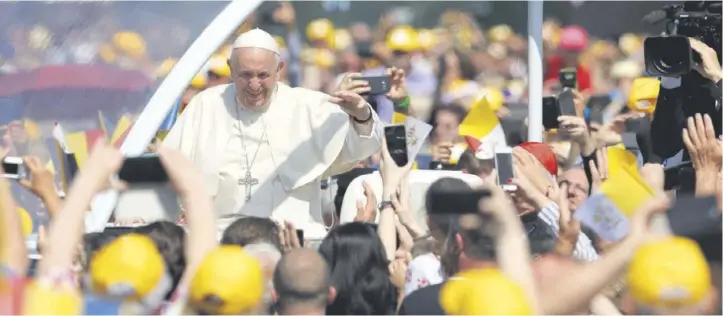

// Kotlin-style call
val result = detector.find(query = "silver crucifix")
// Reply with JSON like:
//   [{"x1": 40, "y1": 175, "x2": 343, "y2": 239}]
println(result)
[{"x1": 238, "y1": 171, "x2": 259, "y2": 201}]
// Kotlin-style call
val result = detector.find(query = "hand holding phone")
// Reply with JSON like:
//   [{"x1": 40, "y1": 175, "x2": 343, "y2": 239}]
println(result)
[{"x1": 542, "y1": 96, "x2": 560, "y2": 130}]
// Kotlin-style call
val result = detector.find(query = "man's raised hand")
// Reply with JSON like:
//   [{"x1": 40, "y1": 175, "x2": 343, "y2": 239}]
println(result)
[
  {"x1": 683, "y1": 113, "x2": 721, "y2": 172},
  {"x1": 330, "y1": 90, "x2": 371, "y2": 121},
  {"x1": 336, "y1": 72, "x2": 370, "y2": 95},
  {"x1": 689, "y1": 37, "x2": 723, "y2": 83},
  {"x1": 18, "y1": 156, "x2": 57, "y2": 198}
]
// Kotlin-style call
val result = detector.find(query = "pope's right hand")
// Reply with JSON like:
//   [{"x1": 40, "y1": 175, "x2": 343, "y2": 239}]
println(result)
[{"x1": 336, "y1": 72, "x2": 371, "y2": 95}]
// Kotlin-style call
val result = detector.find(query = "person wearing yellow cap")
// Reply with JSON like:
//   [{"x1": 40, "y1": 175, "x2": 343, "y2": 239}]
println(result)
[
  {"x1": 86, "y1": 233, "x2": 171, "y2": 312},
  {"x1": 207, "y1": 54, "x2": 232, "y2": 88},
  {"x1": 627, "y1": 76, "x2": 660, "y2": 114},
  {"x1": 623, "y1": 236, "x2": 718, "y2": 314},
  {"x1": 306, "y1": 18, "x2": 335, "y2": 49},
  {"x1": 188, "y1": 245, "x2": 265, "y2": 314},
  {"x1": 362, "y1": 25, "x2": 437, "y2": 123},
  {"x1": 440, "y1": 269, "x2": 534, "y2": 315}
]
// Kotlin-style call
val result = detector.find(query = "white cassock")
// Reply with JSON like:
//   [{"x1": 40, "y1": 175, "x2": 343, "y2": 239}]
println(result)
[{"x1": 163, "y1": 82, "x2": 382, "y2": 239}]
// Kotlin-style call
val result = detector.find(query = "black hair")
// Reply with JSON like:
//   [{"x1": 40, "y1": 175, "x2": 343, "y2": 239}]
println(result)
[
  {"x1": 318, "y1": 222, "x2": 397, "y2": 315},
  {"x1": 133, "y1": 221, "x2": 187, "y2": 300},
  {"x1": 221, "y1": 216, "x2": 282, "y2": 251}
]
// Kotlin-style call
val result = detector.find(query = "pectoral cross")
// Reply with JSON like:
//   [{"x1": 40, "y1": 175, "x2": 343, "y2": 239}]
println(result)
[{"x1": 238, "y1": 171, "x2": 259, "y2": 201}]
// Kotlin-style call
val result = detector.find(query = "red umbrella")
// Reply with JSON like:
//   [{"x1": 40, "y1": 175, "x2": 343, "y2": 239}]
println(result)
[{"x1": 0, "y1": 65, "x2": 154, "y2": 97}]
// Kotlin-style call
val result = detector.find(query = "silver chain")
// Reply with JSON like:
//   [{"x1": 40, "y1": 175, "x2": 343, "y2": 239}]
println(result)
[{"x1": 234, "y1": 97, "x2": 267, "y2": 173}]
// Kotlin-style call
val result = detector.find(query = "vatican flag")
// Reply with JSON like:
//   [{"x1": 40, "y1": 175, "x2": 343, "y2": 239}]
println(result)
[
  {"x1": 452, "y1": 92, "x2": 507, "y2": 162},
  {"x1": 574, "y1": 164, "x2": 654, "y2": 241}
]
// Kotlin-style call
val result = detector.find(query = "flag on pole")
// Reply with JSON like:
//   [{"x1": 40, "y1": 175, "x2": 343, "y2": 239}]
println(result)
[
  {"x1": 454, "y1": 93, "x2": 508, "y2": 161},
  {"x1": 574, "y1": 164, "x2": 654, "y2": 241},
  {"x1": 97, "y1": 111, "x2": 116, "y2": 139},
  {"x1": 110, "y1": 115, "x2": 133, "y2": 148}
]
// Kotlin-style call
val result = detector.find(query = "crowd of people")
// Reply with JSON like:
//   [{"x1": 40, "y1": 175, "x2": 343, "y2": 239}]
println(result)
[{"x1": 0, "y1": 1, "x2": 722, "y2": 315}]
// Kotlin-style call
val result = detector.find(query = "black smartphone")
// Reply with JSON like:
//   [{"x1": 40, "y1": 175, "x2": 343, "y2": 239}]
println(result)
[
  {"x1": 625, "y1": 115, "x2": 650, "y2": 133},
  {"x1": 494, "y1": 148, "x2": 516, "y2": 191},
  {"x1": 384, "y1": 124, "x2": 408, "y2": 166},
  {"x1": 118, "y1": 155, "x2": 169, "y2": 184},
  {"x1": 557, "y1": 89, "x2": 577, "y2": 117},
  {"x1": 296, "y1": 229, "x2": 305, "y2": 247},
  {"x1": 358, "y1": 75, "x2": 391, "y2": 95},
  {"x1": 1, "y1": 156, "x2": 26, "y2": 179},
  {"x1": 427, "y1": 190, "x2": 492, "y2": 215},
  {"x1": 559, "y1": 68, "x2": 577, "y2": 89},
  {"x1": 588, "y1": 106, "x2": 605, "y2": 125},
  {"x1": 542, "y1": 96, "x2": 559, "y2": 130}
]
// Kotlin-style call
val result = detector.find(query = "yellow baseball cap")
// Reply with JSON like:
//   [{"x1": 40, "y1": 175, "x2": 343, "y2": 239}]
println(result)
[
  {"x1": 208, "y1": 54, "x2": 231, "y2": 78},
  {"x1": 112, "y1": 31, "x2": 147, "y2": 59},
  {"x1": 189, "y1": 245, "x2": 264, "y2": 315},
  {"x1": 17, "y1": 207, "x2": 33, "y2": 238},
  {"x1": 23, "y1": 280, "x2": 83, "y2": 315},
  {"x1": 440, "y1": 268, "x2": 533, "y2": 315},
  {"x1": 190, "y1": 73, "x2": 207, "y2": 89},
  {"x1": 306, "y1": 18, "x2": 335, "y2": 47},
  {"x1": 627, "y1": 236, "x2": 711, "y2": 310},
  {"x1": 628, "y1": 77, "x2": 660, "y2": 113},
  {"x1": 386, "y1": 25, "x2": 420, "y2": 52},
  {"x1": 154, "y1": 58, "x2": 177, "y2": 79},
  {"x1": 88, "y1": 233, "x2": 166, "y2": 301}
]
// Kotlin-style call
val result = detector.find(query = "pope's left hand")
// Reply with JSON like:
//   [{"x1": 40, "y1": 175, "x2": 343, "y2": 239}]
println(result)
[
  {"x1": 385, "y1": 67, "x2": 408, "y2": 103},
  {"x1": 330, "y1": 90, "x2": 370, "y2": 120}
]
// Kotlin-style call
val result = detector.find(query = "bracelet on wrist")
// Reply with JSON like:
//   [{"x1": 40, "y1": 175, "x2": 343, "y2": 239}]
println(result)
[
  {"x1": 353, "y1": 108, "x2": 373, "y2": 124},
  {"x1": 394, "y1": 96, "x2": 411, "y2": 109}
]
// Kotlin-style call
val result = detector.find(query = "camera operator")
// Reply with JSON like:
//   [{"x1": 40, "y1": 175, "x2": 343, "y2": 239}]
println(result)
[{"x1": 649, "y1": 3, "x2": 722, "y2": 162}]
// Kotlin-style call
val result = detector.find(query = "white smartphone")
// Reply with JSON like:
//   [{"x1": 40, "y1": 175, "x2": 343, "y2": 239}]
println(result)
[
  {"x1": 2, "y1": 156, "x2": 27, "y2": 180},
  {"x1": 494, "y1": 147, "x2": 517, "y2": 191}
]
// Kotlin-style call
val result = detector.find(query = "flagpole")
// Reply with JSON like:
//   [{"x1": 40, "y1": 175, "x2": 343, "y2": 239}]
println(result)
[
  {"x1": 86, "y1": 0, "x2": 264, "y2": 233},
  {"x1": 527, "y1": 0, "x2": 544, "y2": 142}
]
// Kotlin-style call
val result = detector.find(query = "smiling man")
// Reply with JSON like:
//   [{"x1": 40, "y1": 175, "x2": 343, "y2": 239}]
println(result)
[{"x1": 163, "y1": 28, "x2": 383, "y2": 239}]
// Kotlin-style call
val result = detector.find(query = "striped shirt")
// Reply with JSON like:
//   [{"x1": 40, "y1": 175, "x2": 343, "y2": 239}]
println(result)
[{"x1": 538, "y1": 203, "x2": 600, "y2": 261}]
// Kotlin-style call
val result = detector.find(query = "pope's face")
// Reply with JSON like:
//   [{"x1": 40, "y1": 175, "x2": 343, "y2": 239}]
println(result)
[{"x1": 231, "y1": 48, "x2": 283, "y2": 109}]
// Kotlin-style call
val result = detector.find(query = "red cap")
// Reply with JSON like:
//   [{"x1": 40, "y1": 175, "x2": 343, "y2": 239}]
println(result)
[
  {"x1": 517, "y1": 142, "x2": 558, "y2": 176},
  {"x1": 559, "y1": 26, "x2": 588, "y2": 52}
]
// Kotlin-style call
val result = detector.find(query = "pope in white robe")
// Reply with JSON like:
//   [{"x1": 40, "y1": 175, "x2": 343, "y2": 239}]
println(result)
[{"x1": 163, "y1": 29, "x2": 383, "y2": 239}]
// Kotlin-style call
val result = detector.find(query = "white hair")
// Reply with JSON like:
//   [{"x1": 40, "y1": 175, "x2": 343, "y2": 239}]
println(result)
[
  {"x1": 244, "y1": 242, "x2": 282, "y2": 307},
  {"x1": 229, "y1": 47, "x2": 282, "y2": 70}
]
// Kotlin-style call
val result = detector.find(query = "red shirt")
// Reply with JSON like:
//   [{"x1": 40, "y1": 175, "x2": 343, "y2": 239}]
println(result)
[{"x1": 545, "y1": 55, "x2": 592, "y2": 92}]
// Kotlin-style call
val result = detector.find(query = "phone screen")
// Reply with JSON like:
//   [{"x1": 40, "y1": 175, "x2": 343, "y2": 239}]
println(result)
[
  {"x1": 427, "y1": 190, "x2": 492, "y2": 214},
  {"x1": 118, "y1": 155, "x2": 168, "y2": 184},
  {"x1": 559, "y1": 68, "x2": 577, "y2": 89},
  {"x1": 359, "y1": 75, "x2": 391, "y2": 95},
  {"x1": 384, "y1": 125, "x2": 408, "y2": 166},
  {"x1": 542, "y1": 96, "x2": 559, "y2": 130},
  {"x1": 296, "y1": 229, "x2": 305, "y2": 247},
  {"x1": 1, "y1": 157, "x2": 24, "y2": 179},
  {"x1": 495, "y1": 152, "x2": 515, "y2": 188},
  {"x1": 2, "y1": 160, "x2": 19, "y2": 176},
  {"x1": 557, "y1": 89, "x2": 577, "y2": 117}
]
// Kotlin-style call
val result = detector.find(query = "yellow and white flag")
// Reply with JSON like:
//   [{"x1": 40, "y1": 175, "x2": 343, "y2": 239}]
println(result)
[
  {"x1": 606, "y1": 145, "x2": 638, "y2": 177},
  {"x1": 453, "y1": 92, "x2": 507, "y2": 161},
  {"x1": 574, "y1": 164, "x2": 654, "y2": 241}
]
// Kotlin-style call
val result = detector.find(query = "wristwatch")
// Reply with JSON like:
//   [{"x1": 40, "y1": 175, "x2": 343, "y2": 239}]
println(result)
[{"x1": 378, "y1": 201, "x2": 394, "y2": 210}]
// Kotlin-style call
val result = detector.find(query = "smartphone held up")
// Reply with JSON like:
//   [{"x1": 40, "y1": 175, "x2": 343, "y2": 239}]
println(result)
[
  {"x1": 384, "y1": 124, "x2": 409, "y2": 167},
  {"x1": 494, "y1": 147, "x2": 516, "y2": 192},
  {"x1": 1, "y1": 156, "x2": 28, "y2": 180}
]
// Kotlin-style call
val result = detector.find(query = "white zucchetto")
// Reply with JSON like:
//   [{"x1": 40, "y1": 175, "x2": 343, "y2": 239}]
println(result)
[{"x1": 232, "y1": 28, "x2": 280, "y2": 56}]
